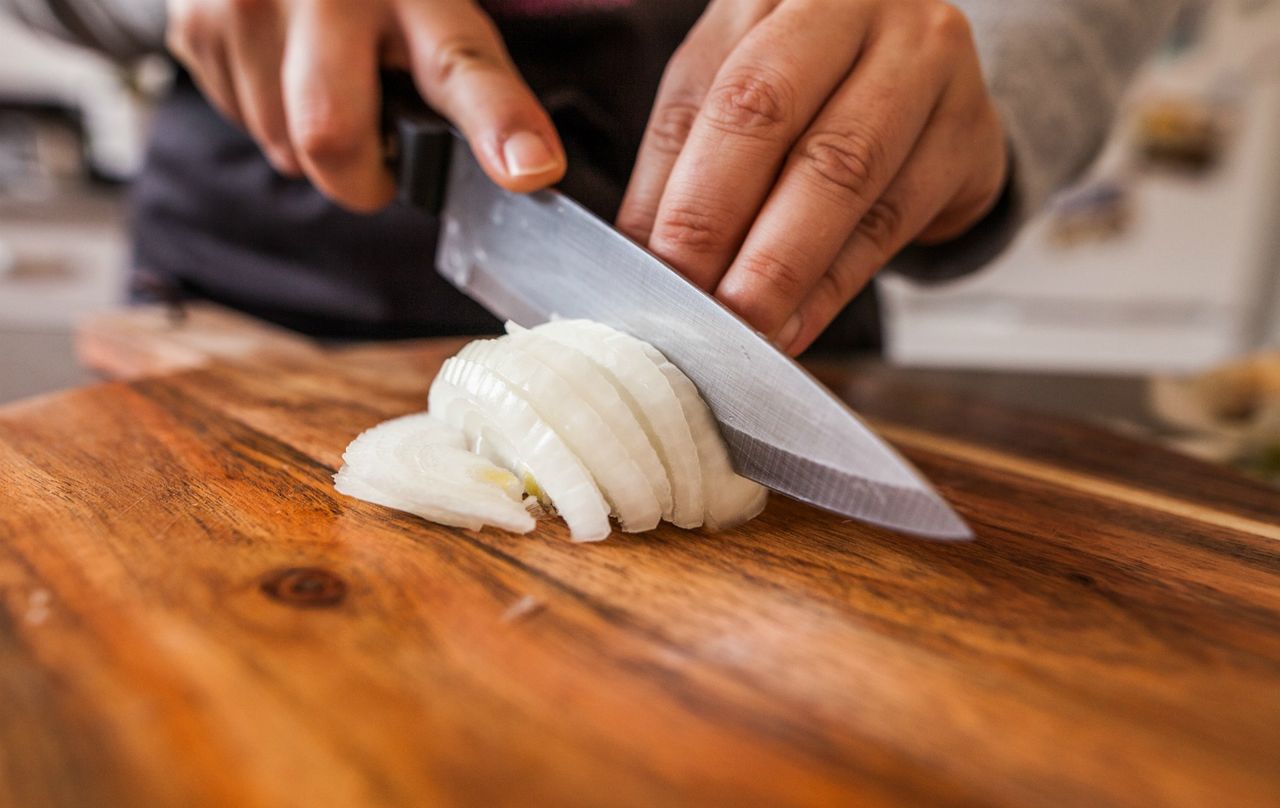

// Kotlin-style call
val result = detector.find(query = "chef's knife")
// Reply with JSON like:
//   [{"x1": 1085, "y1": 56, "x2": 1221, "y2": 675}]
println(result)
[{"x1": 384, "y1": 81, "x2": 972, "y2": 540}]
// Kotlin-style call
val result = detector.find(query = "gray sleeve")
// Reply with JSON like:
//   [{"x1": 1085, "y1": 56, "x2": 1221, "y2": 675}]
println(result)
[
  {"x1": 0, "y1": 0, "x2": 165, "y2": 62},
  {"x1": 891, "y1": 0, "x2": 1185, "y2": 283}
]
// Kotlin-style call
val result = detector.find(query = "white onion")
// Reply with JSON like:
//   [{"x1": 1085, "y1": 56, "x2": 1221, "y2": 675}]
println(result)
[
  {"x1": 335, "y1": 320, "x2": 768, "y2": 540},
  {"x1": 505, "y1": 323, "x2": 675, "y2": 519},
  {"x1": 641, "y1": 345, "x2": 769, "y2": 530},
  {"x1": 459, "y1": 336, "x2": 661, "y2": 532},
  {"x1": 539, "y1": 321, "x2": 767, "y2": 530},
  {"x1": 430, "y1": 352, "x2": 613, "y2": 541},
  {"x1": 334, "y1": 413, "x2": 534, "y2": 533},
  {"x1": 531, "y1": 320, "x2": 706, "y2": 528}
]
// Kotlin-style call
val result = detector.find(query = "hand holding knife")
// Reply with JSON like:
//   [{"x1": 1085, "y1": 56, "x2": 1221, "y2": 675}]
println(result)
[{"x1": 381, "y1": 74, "x2": 972, "y2": 541}]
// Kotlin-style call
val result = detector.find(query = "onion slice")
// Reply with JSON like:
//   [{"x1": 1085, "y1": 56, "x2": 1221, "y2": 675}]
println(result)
[
  {"x1": 639, "y1": 344, "x2": 769, "y2": 530},
  {"x1": 505, "y1": 323, "x2": 675, "y2": 520},
  {"x1": 334, "y1": 413, "x2": 534, "y2": 533},
  {"x1": 536, "y1": 320, "x2": 767, "y2": 530},
  {"x1": 459, "y1": 336, "x2": 662, "y2": 532},
  {"x1": 531, "y1": 320, "x2": 706, "y2": 528},
  {"x1": 430, "y1": 353, "x2": 613, "y2": 541},
  {"x1": 336, "y1": 321, "x2": 768, "y2": 539}
]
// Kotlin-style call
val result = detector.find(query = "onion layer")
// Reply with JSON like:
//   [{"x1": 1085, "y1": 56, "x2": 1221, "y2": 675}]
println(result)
[
  {"x1": 531, "y1": 320, "x2": 706, "y2": 528},
  {"x1": 432, "y1": 354, "x2": 613, "y2": 541},
  {"x1": 334, "y1": 413, "x2": 534, "y2": 533},
  {"x1": 335, "y1": 320, "x2": 768, "y2": 539}
]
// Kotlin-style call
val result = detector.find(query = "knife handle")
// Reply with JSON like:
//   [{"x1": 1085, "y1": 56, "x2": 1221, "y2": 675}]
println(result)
[{"x1": 381, "y1": 71, "x2": 453, "y2": 215}]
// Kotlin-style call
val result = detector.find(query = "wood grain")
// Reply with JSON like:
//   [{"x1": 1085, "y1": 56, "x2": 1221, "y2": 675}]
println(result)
[
  {"x1": 75, "y1": 303, "x2": 322, "y2": 381},
  {"x1": 2, "y1": 309, "x2": 1278, "y2": 808},
  {"x1": 810, "y1": 359, "x2": 1280, "y2": 523}
]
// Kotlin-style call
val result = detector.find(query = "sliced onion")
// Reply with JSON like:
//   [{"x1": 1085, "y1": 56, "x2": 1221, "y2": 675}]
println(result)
[
  {"x1": 531, "y1": 320, "x2": 706, "y2": 528},
  {"x1": 430, "y1": 353, "x2": 613, "y2": 541},
  {"x1": 505, "y1": 323, "x2": 675, "y2": 520},
  {"x1": 458, "y1": 336, "x2": 661, "y2": 532},
  {"x1": 337, "y1": 321, "x2": 768, "y2": 539},
  {"x1": 334, "y1": 413, "x2": 534, "y2": 533},
  {"x1": 635, "y1": 342, "x2": 769, "y2": 530}
]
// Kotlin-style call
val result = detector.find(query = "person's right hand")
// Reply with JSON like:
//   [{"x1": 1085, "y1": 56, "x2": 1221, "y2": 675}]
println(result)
[{"x1": 166, "y1": 0, "x2": 567, "y2": 211}]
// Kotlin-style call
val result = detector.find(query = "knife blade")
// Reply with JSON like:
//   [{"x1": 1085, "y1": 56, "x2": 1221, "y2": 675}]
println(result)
[{"x1": 426, "y1": 139, "x2": 972, "y2": 540}]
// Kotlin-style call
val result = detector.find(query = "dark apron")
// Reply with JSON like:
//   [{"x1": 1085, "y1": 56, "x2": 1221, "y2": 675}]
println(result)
[{"x1": 130, "y1": 1, "x2": 880, "y2": 350}]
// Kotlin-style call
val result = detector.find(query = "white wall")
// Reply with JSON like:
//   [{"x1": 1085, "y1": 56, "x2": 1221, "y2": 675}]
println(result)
[{"x1": 882, "y1": 1, "x2": 1280, "y2": 374}]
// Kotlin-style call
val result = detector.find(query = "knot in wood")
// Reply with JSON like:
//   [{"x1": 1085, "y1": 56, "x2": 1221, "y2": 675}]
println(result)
[{"x1": 260, "y1": 567, "x2": 347, "y2": 608}]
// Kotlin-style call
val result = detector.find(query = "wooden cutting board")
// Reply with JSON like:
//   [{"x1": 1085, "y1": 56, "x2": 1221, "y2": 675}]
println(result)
[{"x1": 2, "y1": 305, "x2": 1278, "y2": 808}]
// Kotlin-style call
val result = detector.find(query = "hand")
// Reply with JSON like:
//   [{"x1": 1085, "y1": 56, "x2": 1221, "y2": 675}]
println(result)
[
  {"x1": 617, "y1": 0, "x2": 1007, "y2": 354},
  {"x1": 166, "y1": 0, "x2": 566, "y2": 211}
]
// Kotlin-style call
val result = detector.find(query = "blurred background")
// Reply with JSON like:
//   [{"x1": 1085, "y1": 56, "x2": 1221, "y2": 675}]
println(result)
[
  {"x1": 1, "y1": 0, "x2": 1278, "y2": 480},
  {"x1": 882, "y1": 0, "x2": 1280, "y2": 373},
  {"x1": 0, "y1": 11, "x2": 152, "y2": 400}
]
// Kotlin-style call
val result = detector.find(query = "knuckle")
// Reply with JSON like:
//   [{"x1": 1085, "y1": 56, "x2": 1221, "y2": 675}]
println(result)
[
  {"x1": 734, "y1": 250, "x2": 811, "y2": 303},
  {"x1": 942, "y1": 89, "x2": 997, "y2": 135},
  {"x1": 615, "y1": 208, "x2": 654, "y2": 243},
  {"x1": 796, "y1": 127, "x2": 884, "y2": 201},
  {"x1": 652, "y1": 201, "x2": 733, "y2": 255},
  {"x1": 427, "y1": 36, "x2": 502, "y2": 85},
  {"x1": 814, "y1": 263, "x2": 865, "y2": 312},
  {"x1": 925, "y1": 101, "x2": 969, "y2": 133},
  {"x1": 703, "y1": 69, "x2": 793, "y2": 137},
  {"x1": 855, "y1": 198, "x2": 906, "y2": 256},
  {"x1": 927, "y1": 3, "x2": 973, "y2": 49},
  {"x1": 292, "y1": 111, "x2": 361, "y2": 164},
  {"x1": 646, "y1": 98, "x2": 701, "y2": 156}
]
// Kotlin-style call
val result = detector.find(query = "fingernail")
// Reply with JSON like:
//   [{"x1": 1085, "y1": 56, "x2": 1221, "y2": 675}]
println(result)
[
  {"x1": 774, "y1": 313, "x2": 802, "y2": 353},
  {"x1": 503, "y1": 131, "x2": 560, "y2": 177}
]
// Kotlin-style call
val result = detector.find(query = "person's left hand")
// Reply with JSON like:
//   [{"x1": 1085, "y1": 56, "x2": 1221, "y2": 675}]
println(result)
[{"x1": 617, "y1": 0, "x2": 1007, "y2": 355}]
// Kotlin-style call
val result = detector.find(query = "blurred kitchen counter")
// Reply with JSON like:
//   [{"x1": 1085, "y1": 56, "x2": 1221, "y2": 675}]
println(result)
[{"x1": 0, "y1": 185, "x2": 127, "y2": 403}]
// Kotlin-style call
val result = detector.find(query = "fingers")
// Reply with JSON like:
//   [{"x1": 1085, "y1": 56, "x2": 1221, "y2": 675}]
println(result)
[
  {"x1": 916, "y1": 107, "x2": 1008, "y2": 243},
  {"x1": 714, "y1": 17, "x2": 948, "y2": 339},
  {"x1": 227, "y1": 1, "x2": 298, "y2": 174},
  {"x1": 201, "y1": 43, "x2": 245, "y2": 128},
  {"x1": 622, "y1": 0, "x2": 1006, "y2": 353},
  {"x1": 166, "y1": 1, "x2": 244, "y2": 127},
  {"x1": 782, "y1": 87, "x2": 1007, "y2": 356},
  {"x1": 644, "y1": 1, "x2": 872, "y2": 291},
  {"x1": 615, "y1": 9, "x2": 752, "y2": 243},
  {"x1": 281, "y1": 1, "x2": 394, "y2": 211},
  {"x1": 171, "y1": 0, "x2": 562, "y2": 210},
  {"x1": 396, "y1": 0, "x2": 564, "y2": 193}
]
